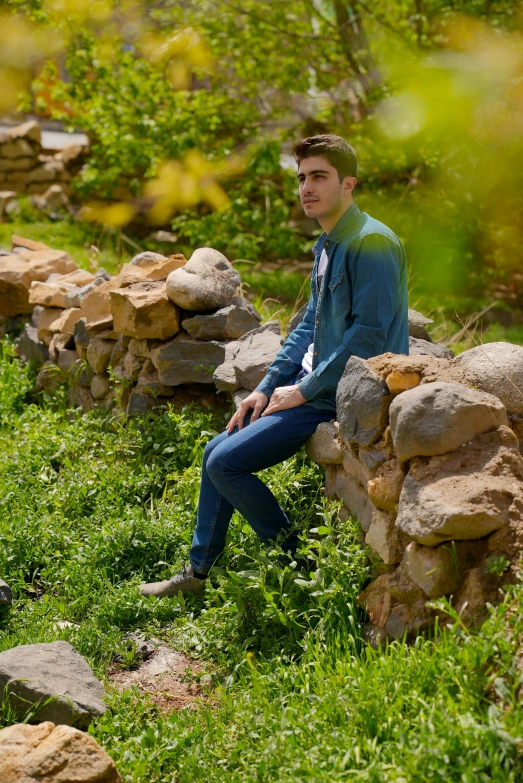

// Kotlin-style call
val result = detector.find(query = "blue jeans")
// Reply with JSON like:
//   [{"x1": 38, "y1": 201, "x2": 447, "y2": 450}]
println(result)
[{"x1": 189, "y1": 402, "x2": 333, "y2": 574}]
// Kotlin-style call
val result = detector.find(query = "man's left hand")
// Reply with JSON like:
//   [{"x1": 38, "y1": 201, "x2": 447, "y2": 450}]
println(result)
[{"x1": 261, "y1": 384, "x2": 306, "y2": 416}]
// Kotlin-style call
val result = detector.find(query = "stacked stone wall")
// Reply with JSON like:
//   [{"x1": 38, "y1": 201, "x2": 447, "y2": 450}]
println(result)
[
  {"x1": 1, "y1": 234, "x2": 284, "y2": 416},
  {"x1": 0, "y1": 121, "x2": 85, "y2": 217},
  {"x1": 306, "y1": 348, "x2": 523, "y2": 644}
]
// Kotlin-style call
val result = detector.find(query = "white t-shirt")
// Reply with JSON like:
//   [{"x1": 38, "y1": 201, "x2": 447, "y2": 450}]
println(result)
[{"x1": 301, "y1": 249, "x2": 329, "y2": 373}]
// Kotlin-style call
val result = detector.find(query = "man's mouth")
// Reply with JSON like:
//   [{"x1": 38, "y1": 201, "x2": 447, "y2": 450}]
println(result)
[{"x1": 303, "y1": 199, "x2": 319, "y2": 205}]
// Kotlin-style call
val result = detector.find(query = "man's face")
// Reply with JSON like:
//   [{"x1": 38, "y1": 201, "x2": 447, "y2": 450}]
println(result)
[{"x1": 297, "y1": 155, "x2": 349, "y2": 220}]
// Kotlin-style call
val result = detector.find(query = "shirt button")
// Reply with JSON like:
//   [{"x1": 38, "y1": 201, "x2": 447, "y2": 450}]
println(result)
[
  {"x1": 314, "y1": 351, "x2": 318, "y2": 356},
  {"x1": 315, "y1": 320, "x2": 319, "y2": 325}
]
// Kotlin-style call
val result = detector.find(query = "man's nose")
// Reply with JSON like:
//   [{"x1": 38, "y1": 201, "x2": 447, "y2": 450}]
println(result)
[{"x1": 301, "y1": 179, "x2": 314, "y2": 195}]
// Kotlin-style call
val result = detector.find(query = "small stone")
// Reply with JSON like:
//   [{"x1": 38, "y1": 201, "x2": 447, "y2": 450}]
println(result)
[
  {"x1": 305, "y1": 421, "x2": 342, "y2": 464},
  {"x1": 116, "y1": 254, "x2": 186, "y2": 287},
  {"x1": 182, "y1": 297, "x2": 261, "y2": 340},
  {"x1": 362, "y1": 622, "x2": 388, "y2": 649},
  {"x1": 64, "y1": 273, "x2": 112, "y2": 310},
  {"x1": 232, "y1": 388, "x2": 251, "y2": 408},
  {"x1": 35, "y1": 361, "x2": 64, "y2": 393},
  {"x1": 123, "y1": 351, "x2": 143, "y2": 381},
  {"x1": 367, "y1": 457, "x2": 405, "y2": 513},
  {"x1": 409, "y1": 336, "x2": 454, "y2": 360},
  {"x1": 390, "y1": 381, "x2": 508, "y2": 462},
  {"x1": 408, "y1": 308, "x2": 433, "y2": 341},
  {"x1": 86, "y1": 337, "x2": 114, "y2": 375},
  {"x1": 7, "y1": 120, "x2": 41, "y2": 144},
  {"x1": 109, "y1": 336, "x2": 127, "y2": 368},
  {"x1": 342, "y1": 448, "x2": 376, "y2": 486},
  {"x1": 48, "y1": 307, "x2": 83, "y2": 335},
  {"x1": 10, "y1": 234, "x2": 49, "y2": 252},
  {"x1": 57, "y1": 349, "x2": 80, "y2": 372},
  {"x1": 15, "y1": 324, "x2": 49, "y2": 366},
  {"x1": 385, "y1": 370, "x2": 421, "y2": 395},
  {"x1": 82, "y1": 280, "x2": 115, "y2": 326},
  {"x1": 130, "y1": 251, "x2": 168, "y2": 266},
  {"x1": 403, "y1": 540, "x2": 487, "y2": 599},
  {"x1": 0, "y1": 641, "x2": 106, "y2": 727},
  {"x1": 365, "y1": 509, "x2": 404, "y2": 565},
  {"x1": 166, "y1": 247, "x2": 240, "y2": 311},
  {"x1": 91, "y1": 375, "x2": 110, "y2": 400},
  {"x1": 336, "y1": 356, "x2": 392, "y2": 447},
  {"x1": 127, "y1": 389, "x2": 157, "y2": 415},
  {"x1": 136, "y1": 364, "x2": 174, "y2": 397},
  {"x1": 334, "y1": 472, "x2": 374, "y2": 531},
  {"x1": 32, "y1": 183, "x2": 70, "y2": 212},
  {"x1": 0, "y1": 579, "x2": 12, "y2": 605}
]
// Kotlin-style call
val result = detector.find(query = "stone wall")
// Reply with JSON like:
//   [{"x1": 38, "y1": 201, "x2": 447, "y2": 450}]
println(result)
[
  {"x1": 0, "y1": 121, "x2": 85, "y2": 216},
  {"x1": 1, "y1": 234, "x2": 284, "y2": 415},
  {"x1": 3, "y1": 229, "x2": 523, "y2": 640},
  {"x1": 306, "y1": 347, "x2": 523, "y2": 644}
]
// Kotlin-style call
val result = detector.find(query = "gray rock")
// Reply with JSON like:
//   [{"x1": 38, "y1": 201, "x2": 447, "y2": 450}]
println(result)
[
  {"x1": 109, "y1": 335, "x2": 127, "y2": 368},
  {"x1": 403, "y1": 540, "x2": 487, "y2": 598},
  {"x1": 232, "y1": 388, "x2": 251, "y2": 408},
  {"x1": 231, "y1": 321, "x2": 283, "y2": 391},
  {"x1": 336, "y1": 356, "x2": 393, "y2": 447},
  {"x1": 390, "y1": 381, "x2": 508, "y2": 462},
  {"x1": 305, "y1": 421, "x2": 342, "y2": 465},
  {"x1": 73, "y1": 318, "x2": 90, "y2": 349},
  {"x1": 136, "y1": 361, "x2": 175, "y2": 397},
  {"x1": 0, "y1": 579, "x2": 12, "y2": 605},
  {"x1": 127, "y1": 389, "x2": 157, "y2": 415},
  {"x1": 0, "y1": 640, "x2": 106, "y2": 727},
  {"x1": 131, "y1": 251, "x2": 167, "y2": 267},
  {"x1": 334, "y1": 472, "x2": 374, "y2": 531},
  {"x1": 409, "y1": 336, "x2": 454, "y2": 360},
  {"x1": 287, "y1": 303, "x2": 308, "y2": 334},
  {"x1": 86, "y1": 337, "x2": 114, "y2": 375},
  {"x1": 91, "y1": 374, "x2": 110, "y2": 400},
  {"x1": 456, "y1": 341, "x2": 523, "y2": 415},
  {"x1": 63, "y1": 273, "x2": 111, "y2": 309},
  {"x1": 395, "y1": 426, "x2": 522, "y2": 545},
  {"x1": 57, "y1": 348, "x2": 80, "y2": 372},
  {"x1": 166, "y1": 247, "x2": 240, "y2": 311},
  {"x1": 182, "y1": 296, "x2": 261, "y2": 340},
  {"x1": 15, "y1": 324, "x2": 49, "y2": 366},
  {"x1": 150, "y1": 335, "x2": 227, "y2": 385},
  {"x1": 76, "y1": 363, "x2": 94, "y2": 387},
  {"x1": 408, "y1": 308, "x2": 433, "y2": 341}
]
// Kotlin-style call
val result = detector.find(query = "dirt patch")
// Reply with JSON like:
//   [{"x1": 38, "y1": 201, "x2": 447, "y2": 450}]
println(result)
[{"x1": 109, "y1": 645, "x2": 205, "y2": 712}]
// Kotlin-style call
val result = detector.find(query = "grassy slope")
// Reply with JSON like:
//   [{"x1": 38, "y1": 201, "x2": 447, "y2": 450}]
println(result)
[{"x1": 1, "y1": 344, "x2": 523, "y2": 782}]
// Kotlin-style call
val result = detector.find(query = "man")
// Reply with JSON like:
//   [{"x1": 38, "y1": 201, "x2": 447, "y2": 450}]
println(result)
[{"x1": 140, "y1": 134, "x2": 409, "y2": 598}]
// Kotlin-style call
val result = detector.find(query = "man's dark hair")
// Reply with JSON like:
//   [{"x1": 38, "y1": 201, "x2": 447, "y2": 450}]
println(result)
[{"x1": 294, "y1": 134, "x2": 357, "y2": 181}]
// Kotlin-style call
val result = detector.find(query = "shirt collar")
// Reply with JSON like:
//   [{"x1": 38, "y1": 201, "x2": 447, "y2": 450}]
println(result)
[{"x1": 312, "y1": 203, "x2": 361, "y2": 256}]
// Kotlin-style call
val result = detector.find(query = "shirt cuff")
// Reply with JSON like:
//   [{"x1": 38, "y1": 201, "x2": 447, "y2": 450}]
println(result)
[
  {"x1": 253, "y1": 373, "x2": 278, "y2": 398},
  {"x1": 297, "y1": 371, "x2": 323, "y2": 401}
]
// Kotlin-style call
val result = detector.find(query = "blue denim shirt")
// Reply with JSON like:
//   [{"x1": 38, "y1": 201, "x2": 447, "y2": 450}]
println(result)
[{"x1": 255, "y1": 203, "x2": 409, "y2": 412}]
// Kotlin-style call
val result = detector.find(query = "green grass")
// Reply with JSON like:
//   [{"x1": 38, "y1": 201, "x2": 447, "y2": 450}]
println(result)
[{"x1": 1, "y1": 342, "x2": 523, "y2": 781}]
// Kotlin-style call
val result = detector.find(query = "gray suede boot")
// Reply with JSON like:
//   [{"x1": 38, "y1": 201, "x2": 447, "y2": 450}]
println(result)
[{"x1": 139, "y1": 563, "x2": 206, "y2": 598}]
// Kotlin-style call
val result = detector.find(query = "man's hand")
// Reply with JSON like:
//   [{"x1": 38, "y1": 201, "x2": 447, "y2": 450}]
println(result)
[
  {"x1": 226, "y1": 391, "x2": 269, "y2": 433},
  {"x1": 261, "y1": 384, "x2": 306, "y2": 416}
]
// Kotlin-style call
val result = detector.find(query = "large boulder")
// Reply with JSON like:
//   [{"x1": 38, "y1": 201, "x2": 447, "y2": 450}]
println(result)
[
  {"x1": 150, "y1": 334, "x2": 227, "y2": 385},
  {"x1": 166, "y1": 247, "x2": 240, "y2": 311},
  {"x1": 395, "y1": 426, "x2": 523, "y2": 545},
  {"x1": 408, "y1": 336, "x2": 454, "y2": 360},
  {"x1": 213, "y1": 322, "x2": 282, "y2": 392},
  {"x1": 116, "y1": 254, "x2": 185, "y2": 287},
  {"x1": 0, "y1": 722, "x2": 122, "y2": 783},
  {"x1": 408, "y1": 308, "x2": 433, "y2": 341},
  {"x1": 457, "y1": 341, "x2": 523, "y2": 415},
  {"x1": 389, "y1": 381, "x2": 508, "y2": 462},
  {"x1": 110, "y1": 281, "x2": 181, "y2": 340},
  {"x1": 181, "y1": 296, "x2": 261, "y2": 340},
  {"x1": 336, "y1": 356, "x2": 393, "y2": 447},
  {"x1": 0, "y1": 641, "x2": 106, "y2": 727}
]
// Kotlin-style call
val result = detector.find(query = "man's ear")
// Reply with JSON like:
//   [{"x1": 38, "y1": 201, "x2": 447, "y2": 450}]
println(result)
[{"x1": 342, "y1": 176, "x2": 357, "y2": 195}]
